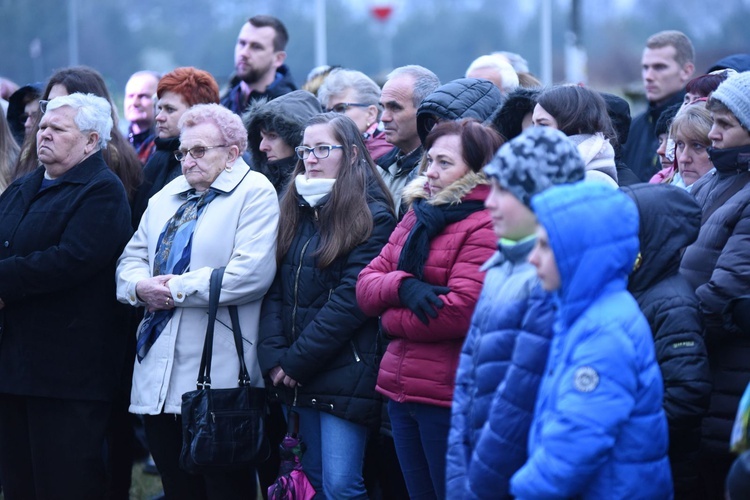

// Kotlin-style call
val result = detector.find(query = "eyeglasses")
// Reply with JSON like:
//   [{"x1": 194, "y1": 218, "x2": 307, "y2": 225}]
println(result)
[
  {"x1": 174, "y1": 145, "x2": 228, "y2": 162},
  {"x1": 39, "y1": 99, "x2": 50, "y2": 114},
  {"x1": 295, "y1": 145, "x2": 343, "y2": 160},
  {"x1": 326, "y1": 102, "x2": 370, "y2": 114}
]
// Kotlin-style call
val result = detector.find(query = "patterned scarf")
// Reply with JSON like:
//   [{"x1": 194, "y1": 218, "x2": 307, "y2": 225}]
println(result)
[{"x1": 136, "y1": 189, "x2": 219, "y2": 361}]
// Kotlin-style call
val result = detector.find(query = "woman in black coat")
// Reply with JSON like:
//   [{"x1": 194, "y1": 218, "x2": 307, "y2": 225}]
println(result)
[
  {"x1": 258, "y1": 113, "x2": 396, "y2": 499},
  {"x1": 0, "y1": 93, "x2": 132, "y2": 499},
  {"x1": 624, "y1": 182, "x2": 712, "y2": 500}
]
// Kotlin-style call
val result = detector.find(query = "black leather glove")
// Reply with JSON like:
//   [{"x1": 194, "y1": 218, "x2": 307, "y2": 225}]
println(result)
[{"x1": 398, "y1": 278, "x2": 450, "y2": 325}]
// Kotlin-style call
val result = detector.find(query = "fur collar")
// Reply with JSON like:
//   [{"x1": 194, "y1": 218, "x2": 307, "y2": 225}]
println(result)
[{"x1": 402, "y1": 171, "x2": 489, "y2": 207}]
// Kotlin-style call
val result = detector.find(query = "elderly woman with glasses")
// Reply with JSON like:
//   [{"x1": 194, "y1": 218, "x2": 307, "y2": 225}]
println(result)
[
  {"x1": 317, "y1": 68, "x2": 394, "y2": 162},
  {"x1": 116, "y1": 103, "x2": 279, "y2": 500},
  {"x1": 257, "y1": 113, "x2": 396, "y2": 498},
  {"x1": 0, "y1": 93, "x2": 133, "y2": 498}
]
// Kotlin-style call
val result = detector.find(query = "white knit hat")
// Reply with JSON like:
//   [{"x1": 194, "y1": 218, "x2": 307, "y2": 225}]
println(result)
[{"x1": 711, "y1": 71, "x2": 750, "y2": 130}]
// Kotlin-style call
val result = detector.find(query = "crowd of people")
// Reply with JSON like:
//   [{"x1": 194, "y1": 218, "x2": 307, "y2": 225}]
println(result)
[{"x1": 1, "y1": 13, "x2": 750, "y2": 500}]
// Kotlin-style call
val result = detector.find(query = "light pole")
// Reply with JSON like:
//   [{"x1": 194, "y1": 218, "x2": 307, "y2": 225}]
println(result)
[
  {"x1": 68, "y1": 0, "x2": 79, "y2": 66},
  {"x1": 314, "y1": 0, "x2": 327, "y2": 68}
]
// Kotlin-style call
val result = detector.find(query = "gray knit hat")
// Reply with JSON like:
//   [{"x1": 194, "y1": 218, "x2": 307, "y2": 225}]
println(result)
[
  {"x1": 711, "y1": 71, "x2": 750, "y2": 130},
  {"x1": 483, "y1": 126, "x2": 586, "y2": 207}
]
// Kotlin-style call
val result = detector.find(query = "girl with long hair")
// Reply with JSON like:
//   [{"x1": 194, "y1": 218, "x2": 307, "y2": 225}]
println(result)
[{"x1": 258, "y1": 113, "x2": 396, "y2": 498}]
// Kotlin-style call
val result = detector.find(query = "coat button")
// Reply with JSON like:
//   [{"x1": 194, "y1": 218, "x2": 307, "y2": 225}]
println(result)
[
  {"x1": 176, "y1": 292, "x2": 184, "y2": 299},
  {"x1": 3, "y1": 241, "x2": 8, "y2": 247}
]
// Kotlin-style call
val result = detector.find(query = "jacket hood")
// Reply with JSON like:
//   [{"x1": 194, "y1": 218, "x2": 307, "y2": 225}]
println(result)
[
  {"x1": 622, "y1": 183, "x2": 701, "y2": 293},
  {"x1": 402, "y1": 170, "x2": 488, "y2": 207},
  {"x1": 487, "y1": 87, "x2": 540, "y2": 141},
  {"x1": 707, "y1": 54, "x2": 750, "y2": 73},
  {"x1": 601, "y1": 92, "x2": 631, "y2": 149},
  {"x1": 531, "y1": 182, "x2": 639, "y2": 327},
  {"x1": 416, "y1": 78, "x2": 503, "y2": 145},
  {"x1": 243, "y1": 90, "x2": 322, "y2": 166},
  {"x1": 7, "y1": 83, "x2": 43, "y2": 144}
]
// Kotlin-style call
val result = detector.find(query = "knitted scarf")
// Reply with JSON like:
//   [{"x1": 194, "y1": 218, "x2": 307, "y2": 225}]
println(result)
[{"x1": 397, "y1": 197, "x2": 485, "y2": 280}]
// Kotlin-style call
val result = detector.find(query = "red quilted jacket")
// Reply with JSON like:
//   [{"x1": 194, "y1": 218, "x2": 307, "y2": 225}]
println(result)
[{"x1": 356, "y1": 172, "x2": 496, "y2": 407}]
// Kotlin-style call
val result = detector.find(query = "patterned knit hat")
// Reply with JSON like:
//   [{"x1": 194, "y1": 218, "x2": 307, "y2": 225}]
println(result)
[
  {"x1": 711, "y1": 71, "x2": 750, "y2": 130},
  {"x1": 483, "y1": 126, "x2": 586, "y2": 207}
]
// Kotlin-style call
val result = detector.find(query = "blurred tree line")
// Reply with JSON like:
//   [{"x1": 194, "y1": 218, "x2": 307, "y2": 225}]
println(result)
[{"x1": 1, "y1": 0, "x2": 748, "y2": 103}]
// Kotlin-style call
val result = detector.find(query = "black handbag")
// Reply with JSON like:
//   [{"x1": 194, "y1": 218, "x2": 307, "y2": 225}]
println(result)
[{"x1": 180, "y1": 267, "x2": 270, "y2": 473}]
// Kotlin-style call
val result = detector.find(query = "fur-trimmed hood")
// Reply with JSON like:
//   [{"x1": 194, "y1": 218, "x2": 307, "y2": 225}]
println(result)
[
  {"x1": 242, "y1": 90, "x2": 321, "y2": 166},
  {"x1": 402, "y1": 171, "x2": 489, "y2": 207}
]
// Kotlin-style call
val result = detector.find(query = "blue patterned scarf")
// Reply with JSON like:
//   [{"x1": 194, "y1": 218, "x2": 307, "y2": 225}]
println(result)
[{"x1": 136, "y1": 189, "x2": 219, "y2": 361}]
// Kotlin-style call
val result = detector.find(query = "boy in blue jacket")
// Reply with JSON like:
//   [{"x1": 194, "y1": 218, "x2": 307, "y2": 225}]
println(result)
[
  {"x1": 511, "y1": 182, "x2": 673, "y2": 499},
  {"x1": 446, "y1": 126, "x2": 585, "y2": 499}
]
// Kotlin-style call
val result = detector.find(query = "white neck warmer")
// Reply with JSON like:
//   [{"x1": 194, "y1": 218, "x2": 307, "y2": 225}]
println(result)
[
  {"x1": 568, "y1": 132, "x2": 618, "y2": 185},
  {"x1": 295, "y1": 174, "x2": 336, "y2": 206}
]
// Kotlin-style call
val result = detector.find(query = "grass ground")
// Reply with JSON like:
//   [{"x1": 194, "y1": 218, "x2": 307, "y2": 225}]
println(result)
[{"x1": 130, "y1": 462, "x2": 164, "y2": 500}]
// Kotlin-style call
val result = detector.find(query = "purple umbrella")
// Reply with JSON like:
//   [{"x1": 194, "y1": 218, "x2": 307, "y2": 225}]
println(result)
[{"x1": 267, "y1": 409, "x2": 315, "y2": 500}]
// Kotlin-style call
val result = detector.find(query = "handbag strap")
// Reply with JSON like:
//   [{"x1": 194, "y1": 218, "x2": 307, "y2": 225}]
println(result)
[
  {"x1": 196, "y1": 267, "x2": 253, "y2": 388},
  {"x1": 196, "y1": 267, "x2": 225, "y2": 388}
]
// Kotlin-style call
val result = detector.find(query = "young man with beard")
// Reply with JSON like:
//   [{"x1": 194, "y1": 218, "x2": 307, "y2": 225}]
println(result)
[
  {"x1": 622, "y1": 30, "x2": 695, "y2": 181},
  {"x1": 221, "y1": 15, "x2": 297, "y2": 116}
]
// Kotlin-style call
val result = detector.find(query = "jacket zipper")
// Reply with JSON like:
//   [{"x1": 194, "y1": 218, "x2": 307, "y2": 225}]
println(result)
[
  {"x1": 291, "y1": 237, "x2": 313, "y2": 337},
  {"x1": 351, "y1": 341, "x2": 361, "y2": 362}
]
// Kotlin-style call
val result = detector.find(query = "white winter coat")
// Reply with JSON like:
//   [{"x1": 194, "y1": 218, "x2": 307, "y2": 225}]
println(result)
[{"x1": 116, "y1": 158, "x2": 279, "y2": 414}]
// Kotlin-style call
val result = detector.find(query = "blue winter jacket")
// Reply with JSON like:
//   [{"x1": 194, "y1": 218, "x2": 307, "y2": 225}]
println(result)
[
  {"x1": 511, "y1": 182, "x2": 672, "y2": 500},
  {"x1": 446, "y1": 237, "x2": 554, "y2": 499}
]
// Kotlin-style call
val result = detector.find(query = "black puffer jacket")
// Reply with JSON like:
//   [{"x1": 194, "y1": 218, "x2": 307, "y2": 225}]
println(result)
[
  {"x1": 416, "y1": 78, "x2": 503, "y2": 145},
  {"x1": 622, "y1": 91, "x2": 685, "y2": 182},
  {"x1": 679, "y1": 144, "x2": 750, "y2": 455},
  {"x1": 624, "y1": 183, "x2": 711, "y2": 497},
  {"x1": 257, "y1": 178, "x2": 396, "y2": 427},
  {"x1": 243, "y1": 90, "x2": 321, "y2": 194}
]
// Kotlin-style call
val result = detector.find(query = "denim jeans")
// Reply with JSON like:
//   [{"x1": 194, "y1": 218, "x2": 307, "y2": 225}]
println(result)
[
  {"x1": 388, "y1": 400, "x2": 451, "y2": 500},
  {"x1": 292, "y1": 406, "x2": 368, "y2": 500}
]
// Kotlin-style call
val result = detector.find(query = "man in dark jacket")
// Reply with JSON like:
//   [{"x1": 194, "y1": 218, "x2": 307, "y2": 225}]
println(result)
[
  {"x1": 624, "y1": 183, "x2": 711, "y2": 500},
  {"x1": 679, "y1": 71, "x2": 750, "y2": 500},
  {"x1": 243, "y1": 90, "x2": 321, "y2": 194},
  {"x1": 622, "y1": 30, "x2": 695, "y2": 181},
  {"x1": 0, "y1": 93, "x2": 133, "y2": 499},
  {"x1": 376, "y1": 65, "x2": 440, "y2": 218},
  {"x1": 221, "y1": 15, "x2": 297, "y2": 116}
]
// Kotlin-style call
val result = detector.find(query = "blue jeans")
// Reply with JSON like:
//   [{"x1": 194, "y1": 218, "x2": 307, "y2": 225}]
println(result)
[
  {"x1": 388, "y1": 400, "x2": 451, "y2": 500},
  {"x1": 291, "y1": 406, "x2": 368, "y2": 500}
]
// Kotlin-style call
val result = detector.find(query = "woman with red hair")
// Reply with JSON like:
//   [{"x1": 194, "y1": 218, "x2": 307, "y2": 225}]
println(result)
[{"x1": 130, "y1": 67, "x2": 220, "y2": 228}]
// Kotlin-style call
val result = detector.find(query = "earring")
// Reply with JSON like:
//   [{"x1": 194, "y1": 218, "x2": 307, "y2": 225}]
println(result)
[
  {"x1": 225, "y1": 163, "x2": 233, "y2": 172},
  {"x1": 366, "y1": 121, "x2": 371, "y2": 127}
]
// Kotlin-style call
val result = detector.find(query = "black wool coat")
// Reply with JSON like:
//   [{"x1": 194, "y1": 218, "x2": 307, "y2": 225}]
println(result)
[{"x1": 0, "y1": 151, "x2": 133, "y2": 402}]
